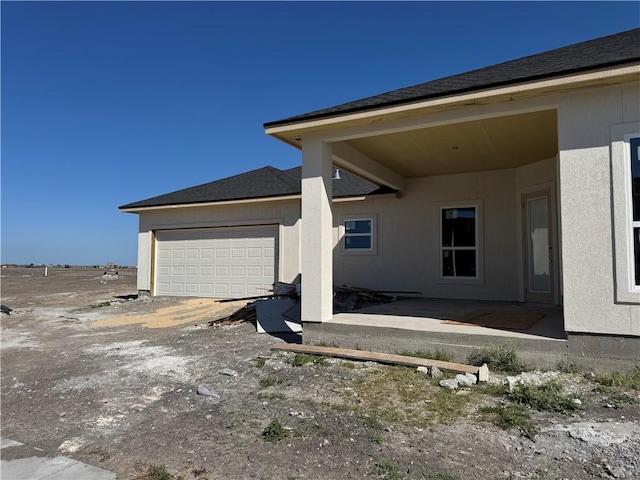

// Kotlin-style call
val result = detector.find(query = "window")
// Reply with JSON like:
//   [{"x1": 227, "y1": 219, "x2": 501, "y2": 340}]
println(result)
[
  {"x1": 344, "y1": 219, "x2": 372, "y2": 250},
  {"x1": 340, "y1": 215, "x2": 377, "y2": 256},
  {"x1": 441, "y1": 206, "x2": 477, "y2": 277},
  {"x1": 610, "y1": 122, "x2": 640, "y2": 302},
  {"x1": 630, "y1": 137, "x2": 640, "y2": 286}
]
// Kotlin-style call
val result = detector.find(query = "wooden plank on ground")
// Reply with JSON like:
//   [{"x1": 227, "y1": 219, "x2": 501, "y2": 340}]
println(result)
[{"x1": 271, "y1": 343, "x2": 488, "y2": 379}]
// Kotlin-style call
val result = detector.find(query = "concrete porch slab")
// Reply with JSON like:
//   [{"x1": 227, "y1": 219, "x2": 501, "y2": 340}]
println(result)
[
  {"x1": 304, "y1": 298, "x2": 639, "y2": 370},
  {"x1": 305, "y1": 297, "x2": 569, "y2": 369},
  {"x1": 332, "y1": 297, "x2": 566, "y2": 339}
]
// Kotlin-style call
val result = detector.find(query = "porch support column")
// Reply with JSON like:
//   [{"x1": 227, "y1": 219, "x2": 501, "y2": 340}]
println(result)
[{"x1": 301, "y1": 137, "x2": 333, "y2": 323}]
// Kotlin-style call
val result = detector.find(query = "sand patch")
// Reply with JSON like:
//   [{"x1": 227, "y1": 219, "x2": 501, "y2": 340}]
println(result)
[{"x1": 91, "y1": 298, "x2": 247, "y2": 329}]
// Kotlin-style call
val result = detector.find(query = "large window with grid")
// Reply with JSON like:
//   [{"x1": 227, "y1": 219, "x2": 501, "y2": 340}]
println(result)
[
  {"x1": 630, "y1": 137, "x2": 640, "y2": 286},
  {"x1": 611, "y1": 124, "x2": 640, "y2": 302},
  {"x1": 441, "y1": 206, "x2": 477, "y2": 278}
]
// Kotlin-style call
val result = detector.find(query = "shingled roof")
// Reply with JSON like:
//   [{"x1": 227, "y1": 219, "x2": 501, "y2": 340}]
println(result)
[
  {"x1": 119, "y1": 166, "x2": 395, "y2": 210},
  {"x1": 265, "y1": 28, "x2": 640, "y2": 128}
]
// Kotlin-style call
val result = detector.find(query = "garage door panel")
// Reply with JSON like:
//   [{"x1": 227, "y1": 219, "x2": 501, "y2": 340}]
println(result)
[
  {"x1": 171, "y1": 266, "x2": 185, "y2": 275},
  {"x1": 214, "y1": 266, "x2": 229, "y2": 276},
  {"x1": 230, "y1": 266, "x2": 245, "y2": 276},
  {"x1": 246, "y1": 283, "x2": 264, "y2": 295},
  {"x1": 155, "y1": 227, "x2": 277, "y2": 298},
  {"x1": 246, "y1": 266, "x2": 262, "y2": 277},
  {"x1": 185, "y1": 266, "x2": 199, "y2": 276},
  {"x1": 157, "y1": 266, "x2": 170, "y2": 276}
]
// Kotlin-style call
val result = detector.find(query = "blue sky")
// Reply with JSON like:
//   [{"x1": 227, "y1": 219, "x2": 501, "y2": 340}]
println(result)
[{"x1": 2, "y1": 1, "x2": 639, "y2": 266}]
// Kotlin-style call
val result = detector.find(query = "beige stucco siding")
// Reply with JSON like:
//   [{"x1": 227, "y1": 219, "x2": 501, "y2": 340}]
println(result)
[
  {"x1": 136, "y1": 200, "x2": 301, "y2": 293},
  {"x1": 558, "y1": 82, "x2": 640, "y2": 336},
  {"x1": 333, "y1": 158, "x2": 557, "y2": 302}
]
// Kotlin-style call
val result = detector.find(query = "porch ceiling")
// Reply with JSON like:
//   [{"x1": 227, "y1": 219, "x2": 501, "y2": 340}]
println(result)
[{"x1": 344, "y1": 109, "x2": 558, "y2": 177}]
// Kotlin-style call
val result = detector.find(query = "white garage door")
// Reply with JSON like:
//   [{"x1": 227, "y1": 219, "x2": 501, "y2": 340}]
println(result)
[{"x1": 154, "y1": 226, "x2": 277, "y2": 298}]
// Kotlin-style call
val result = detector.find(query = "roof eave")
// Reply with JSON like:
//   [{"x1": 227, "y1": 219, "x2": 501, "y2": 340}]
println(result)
[
  {"x1": 118, "y1": 193, "x2": 303, "y2": 213},
  {"x1": 119, "y1": 191, "x2": 394, "y2": 213},
  {"x1": 265, "y1": 63, "x2": 640, "y2": 140}
]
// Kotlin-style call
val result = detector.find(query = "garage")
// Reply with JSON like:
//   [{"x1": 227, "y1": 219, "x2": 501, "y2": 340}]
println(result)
[{"x1": 154, "y1": 226, "x2": 278, "y2": 298}]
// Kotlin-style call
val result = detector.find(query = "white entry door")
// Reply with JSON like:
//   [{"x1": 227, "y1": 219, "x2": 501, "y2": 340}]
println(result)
[
  {"x1": 522, "y1": 191, "x2": 554, "y2": 304},
  {"x1": 154, "y1": 226, "x2": 277, "y2": 298}
]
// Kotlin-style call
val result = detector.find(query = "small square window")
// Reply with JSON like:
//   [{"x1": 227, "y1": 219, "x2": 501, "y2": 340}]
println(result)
[
  {"x1": 344, "y1": 219, "x2": 372, "y2": 250},
  {"x1": 341, "y1": 216, "x2": 376, "y2": 255}
]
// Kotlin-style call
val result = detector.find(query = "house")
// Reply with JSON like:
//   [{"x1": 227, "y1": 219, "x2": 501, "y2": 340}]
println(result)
[
  {"x1": 121, "y1": 29, "x2": 640, "y2": 364},
  {"x1": 119, "y1": 166, "x2": 395, "y2": 297}
]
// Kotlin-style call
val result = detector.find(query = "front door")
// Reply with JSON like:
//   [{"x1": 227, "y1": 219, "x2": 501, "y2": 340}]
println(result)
[{"x1": 522, "y1": 190, "x2": 554, "y2": 304}]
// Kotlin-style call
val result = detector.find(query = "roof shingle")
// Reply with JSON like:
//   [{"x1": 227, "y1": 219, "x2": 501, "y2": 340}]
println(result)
[
  {"x1": 264, "y1": 28, "x2": 640, "y2": 128},
  {"x1": 119, "y1": 166, "x2": 394, "y2": 210}
]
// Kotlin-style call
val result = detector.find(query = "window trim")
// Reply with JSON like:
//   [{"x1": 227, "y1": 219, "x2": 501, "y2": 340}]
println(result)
[
  {"x1": 611, "y1": 122, "x2": 640, "y2": 303},
  {"x1": 339, "y1": 214, "x2": 377, "y2": 256},
  {"x1": 436, "y1": 200, "x2": 484, "y2": 285},
  {"x1": 630, "y1": 137, "x2": 640, "y2": 289}
]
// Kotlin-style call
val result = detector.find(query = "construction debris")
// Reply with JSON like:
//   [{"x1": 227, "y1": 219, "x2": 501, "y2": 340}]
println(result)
[
  {"x1": 333, "y1": 285, "x2": 394, "y2": 312},
  {"x1": 333, "y1": 285, "x2": 419, "y2": 312},
  {"x1": 196, "y1": 384, "x2": 220, "y2": 399},
  {"x1": 207, "y1": 281, "x2": 300, "y2": 332},
  {"x1": 255, "y1": 298, "x2": 300, "y2": 334},
  {"x1": 271, "y1": 343, "x2": 489, "y2": 380},
  {"x1": 208, "y1": 303, "x2": 257, "y2": 327},
  {"x1": 209, "y1": 282, "x2": 415, "y2": 332}
]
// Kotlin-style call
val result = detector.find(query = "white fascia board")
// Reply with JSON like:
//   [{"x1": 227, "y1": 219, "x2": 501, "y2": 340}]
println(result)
[
  {"x1": 119, "y1": 195, "x2": 301, "y2": 213},
  {"x1": 119, "y1": 194, "x2": 369, "y2": 213}
]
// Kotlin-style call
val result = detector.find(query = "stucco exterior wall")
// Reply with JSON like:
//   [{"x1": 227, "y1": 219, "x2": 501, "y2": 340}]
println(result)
[
  {"x1": 333, "y1": 158, "x2": 557, "y2": 302},
  {"x1": 135, "y1": 200, "x2": 301, "y2": 293},
  {"x1": 558, "y1": 82, "x2": 640, "y2": 336},
  {"x1": 133, "y1": 157, "x2": 556, "y2": 303}
]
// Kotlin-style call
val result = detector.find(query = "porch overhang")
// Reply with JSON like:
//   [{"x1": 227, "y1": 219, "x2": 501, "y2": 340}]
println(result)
[
  {"x1": 265, "y1": 65, "x2": 639, "y2": 185},
  {"x1": 268, "y1": 62, "x2": 639, "y2": 326},
  {"x1": 265, "y1": 64, "x2": 638, "y2": 143}
]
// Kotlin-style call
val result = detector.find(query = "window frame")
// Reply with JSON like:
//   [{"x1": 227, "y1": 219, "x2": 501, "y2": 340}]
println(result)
[
  {"x1": 437, "y1": 200, "x2": 484, "y2": 285},
  {"x1": 630, "y1": 137, "x2": 640, "y2": 288},
  {"x1": 626, "y1": 135, "x2": 640, "y2": 290},
  {"x1": 340, "y1": 215, "x2": 377, "y2": 256},
  {"x1": 611, "y1": 123, "x2": 640, "y2": 303}
]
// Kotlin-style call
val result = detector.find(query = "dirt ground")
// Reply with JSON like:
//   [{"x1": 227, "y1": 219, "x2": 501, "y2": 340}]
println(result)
[{"x1": 1, "y1": 267, "x2": 639, "y2": 480}]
